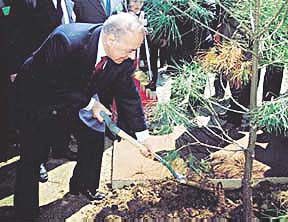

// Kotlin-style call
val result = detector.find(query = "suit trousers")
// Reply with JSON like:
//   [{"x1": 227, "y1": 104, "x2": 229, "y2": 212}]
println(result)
[
  {"x1": 14, "y1": 106, "x2": 105, "y2": 219},
  {"x1": 70, "y1": 122, "x2": 104, "y2": 192}
]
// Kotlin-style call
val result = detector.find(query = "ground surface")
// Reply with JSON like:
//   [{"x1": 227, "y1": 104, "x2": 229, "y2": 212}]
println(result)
[{"x1": 1, "y1": 132, "x2": 288, "y2": 221}]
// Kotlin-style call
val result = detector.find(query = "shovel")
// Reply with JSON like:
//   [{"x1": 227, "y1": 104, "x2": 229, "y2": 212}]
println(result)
[{"x1": 100, "y1": 111, "x2": 186, "y2": 183}]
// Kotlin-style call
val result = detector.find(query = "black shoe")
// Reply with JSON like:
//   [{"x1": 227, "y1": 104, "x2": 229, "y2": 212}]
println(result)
[
  {"x1": 82, "y1": 190, "x2": 106, "y2": 201},
  {"x1": 39, "y1": 163, "x2": 48, "y2": 183},
  {"x1": 69, "y1": 182, "x2": 105, "y2": 201},
  {"x1": 145, "y1": 81, "x2": 156, "y2": 91}
]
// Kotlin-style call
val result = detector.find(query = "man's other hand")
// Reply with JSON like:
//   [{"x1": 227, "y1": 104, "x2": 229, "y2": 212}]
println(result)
[{"x1": 139, "y1": 137, "x2": 154, "y2": 159}]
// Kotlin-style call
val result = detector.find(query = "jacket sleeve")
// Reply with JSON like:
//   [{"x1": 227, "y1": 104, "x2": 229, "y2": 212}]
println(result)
[
  {"x1": 16, "y1": 27, "x2": 89, "y2": 109},
  {"x1": 15, "y1": 30, "x2": 70, "y2": 97},
  {"x1": 31, "y1": 30, "x2": 72, "y2": 74},
  {"x1": 113, "y1": 62, "x2": 147, "y2": 135}
]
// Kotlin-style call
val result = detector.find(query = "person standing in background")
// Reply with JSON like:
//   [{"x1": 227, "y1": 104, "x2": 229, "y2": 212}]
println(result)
[
  {"x1": 8, "y1": 0, "x2": 75, "y2": 75},
  {"x1": 128, "y1": 0, "x2": 164, "y2": 91},
  {"x1": 74, "y1": 0, "x2": 126, "y2": 23},
  {"x1": 6, "y1": 0, "x2": 76, "y2": 182}
]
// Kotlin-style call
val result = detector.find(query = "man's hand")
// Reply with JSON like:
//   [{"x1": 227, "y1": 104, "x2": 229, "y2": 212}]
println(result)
[
  {"x1": 91, "y1": 101, "x2": 112, "y2": 122},
  {"x1": 139, "y1": 137, "x2": 154, "y2": 159}
]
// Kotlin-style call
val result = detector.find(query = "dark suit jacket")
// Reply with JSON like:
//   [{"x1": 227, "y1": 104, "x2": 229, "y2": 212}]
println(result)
[
  {"x1": 15, "y1": 23, "x2": 147, "y2": 134},
  {"x1": 74, "y1": 0, "x2": 107, "y2": 23}
]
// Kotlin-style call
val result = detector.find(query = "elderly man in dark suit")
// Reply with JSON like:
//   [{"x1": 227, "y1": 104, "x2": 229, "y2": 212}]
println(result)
[{"x1": 14, "y1": 12, "x2": 152, "y2": 220}]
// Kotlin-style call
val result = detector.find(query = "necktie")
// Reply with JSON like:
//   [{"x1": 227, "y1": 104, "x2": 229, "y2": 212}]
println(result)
[
  {"x1": 105, "y1": 0, "x2": 111, "y2": 16},
  {"x1": 93, "y1": 56, "x2": 108, "y2": 77}
]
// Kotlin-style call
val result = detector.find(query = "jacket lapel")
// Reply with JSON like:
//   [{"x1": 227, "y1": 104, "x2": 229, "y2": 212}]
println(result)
[{"x1": 85, "y1": 25, "x2": 103, "y2": 74}]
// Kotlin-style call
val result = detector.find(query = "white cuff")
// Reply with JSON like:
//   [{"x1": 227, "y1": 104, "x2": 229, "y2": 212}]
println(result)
[
  {"x1": 135, "y1": 130, "x2": 150, "y2": 142},
  {"x1": 83, "y1": 98, "x2": 96, "y2": 111}
]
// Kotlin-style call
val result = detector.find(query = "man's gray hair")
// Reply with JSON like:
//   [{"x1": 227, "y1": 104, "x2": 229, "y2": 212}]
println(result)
[{"x1": 102, "y1": 12, "x2": 145, "y2": 38}]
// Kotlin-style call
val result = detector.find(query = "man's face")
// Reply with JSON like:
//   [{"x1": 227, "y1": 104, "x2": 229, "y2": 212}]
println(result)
[{"x1": 104, "y1": 32, "x2": 143, "y2": 64}]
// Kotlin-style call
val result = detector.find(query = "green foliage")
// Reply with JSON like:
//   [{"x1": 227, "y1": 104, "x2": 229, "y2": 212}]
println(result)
[
  {"x1": 163, "y1": 150, "x2": 212, "y2": 176},
  {"x1": 150, "y1": 100, "x2": 193, "y2": 135},
  {"x1": 150, "y1": 61, "x2": 209, "y2": 135},
  {"x1": 219, "y1": 0, "x2": 288, "y2": 66},
  {"x1": 187, "y1": 154, "x2": 211, "y2": 175},
  {"x1": 199, "y1": 42, "x2": 252, "y2": 89},
  {"x1": 148, "y1": 0, "x2": 288, "y2": 143},
  {"x1": 251, "y1": 94, "x2": 288, "y2": 136},
  {"x1": 144, "y1": 0, "x2": 214, "y2": 46},
  {"x1": 257, "y1": 0, "x2": 288, "y2": 65},
  {"x1": 171, "y1": 61, "x2": 208, "y2": 108}
]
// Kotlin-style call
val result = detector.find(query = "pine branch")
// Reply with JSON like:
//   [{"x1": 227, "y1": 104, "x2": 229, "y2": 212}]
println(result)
[
  {"x1": 171, "y1": 4, "x2": 258, "y2": 57},
  {"x1": 209, "y1": 100, "x2": 246, "y2": 114},
  {"x1": 260, "y1": 6, "x2": 288, "y2": 41},
  {"x1": 216, "y1": 0, "x2": 252, "y2": 37},
  {"x1": 183, "y1": 129, "x2": 244, "y2": 152},
  {"x1": 254, "y1": 0, "x2": 288, "y2": 39},
  {"x1": 218, "y1": 74, "x2": 249, "y2": 112}
]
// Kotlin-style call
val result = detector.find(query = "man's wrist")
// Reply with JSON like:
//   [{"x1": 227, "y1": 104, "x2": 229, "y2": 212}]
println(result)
[
  {"x1": 83, "y1": 94, "x2": 100, "y2": 111},
  {"x1": 83, "y1": 98, "x2": 96, "y2": 111},
  {"x1": 135, "y1": 129, "x2": 150, "y2": 142}
]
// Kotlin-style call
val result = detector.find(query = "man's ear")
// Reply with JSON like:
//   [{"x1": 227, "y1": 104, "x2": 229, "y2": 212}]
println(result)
[{"x1": 106, "y1": 33, "x2": 117, "y2": 47}]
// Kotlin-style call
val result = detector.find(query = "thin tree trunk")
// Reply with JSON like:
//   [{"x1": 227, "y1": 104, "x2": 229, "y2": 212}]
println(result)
[{"x1": 243, "y1": 0, "x2": 260, "y2": 221}]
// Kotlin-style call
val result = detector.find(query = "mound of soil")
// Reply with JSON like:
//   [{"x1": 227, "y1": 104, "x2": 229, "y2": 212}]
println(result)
[{"x1": 84, "y1": 180, "x2": 288, "y2": 220}]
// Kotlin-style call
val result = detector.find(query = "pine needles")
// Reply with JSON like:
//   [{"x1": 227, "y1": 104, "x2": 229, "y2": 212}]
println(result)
[
  {"x1": 144, "y1": 0, "x2": 214, "y2": 46},
  {"x1": 251, "y1": 94, "x2": 288, "y2": 136},
  {"x1": 150, "y1": 61, "x2": 208, "y2": 135},
  {"x1": 199, "y1": 42, "x2": 252, "y2": 89}
]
